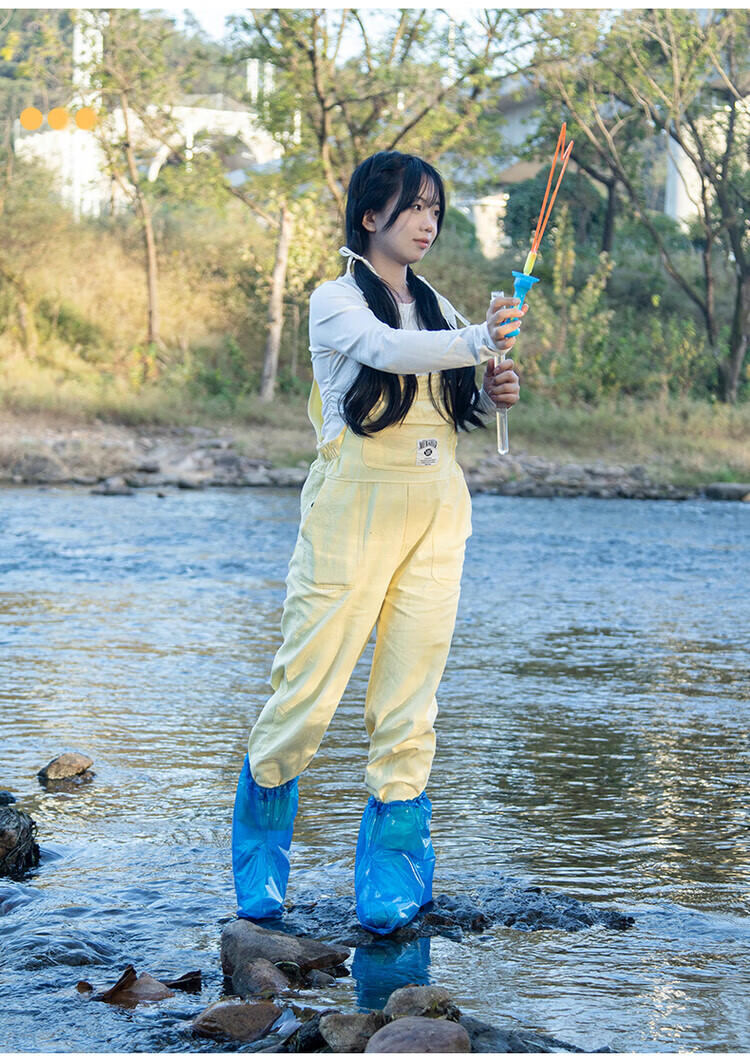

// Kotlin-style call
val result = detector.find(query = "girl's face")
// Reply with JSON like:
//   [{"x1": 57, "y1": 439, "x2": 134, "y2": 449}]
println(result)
[{"x1": 362, "y1": 180, "x2": 441, "y2": 266}]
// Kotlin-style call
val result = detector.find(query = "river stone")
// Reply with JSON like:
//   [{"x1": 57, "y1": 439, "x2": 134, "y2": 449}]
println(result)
[
  {"x1": 459, "y1": 1013, "x2": 586, "y2": 1053},
  {"x1": 221, "y1": 920, "x2": 350, "y2": 996},
  {"x1": 38, "y1": 752, "x2": 94, "y2": 781},
  {"x1": 235, "y1": 956, "x2": 290, "y2": 997},
  {"x1": 705, "y1": 482, "x2": 750, "y2": 501},
  {"x1": 365, "y1": 1016, "x2": 471, "y2": 1053},
  {"x1": 305, "y1": 968, "x2": 337, "y2": 988},
  {"x1": 90, "y1": 476, "x2": 133, "y2": 495},
  {"x1": 276, "y1": 1007, "x2": 340, "y2": 1052},
  {"x1": 0, "y1": 792, "x2": 16, "y2": 805},
  {"x1": 0, "y1": 808, "x2": 40, "y2": 877},
  {"x1": 383, "y1": 984, "x2": 460, "y2": 1022},
  {"x1": 319, "y1": 1011, "x2": 387, "y2": 1052},
  {"x1": 192, "y1": 999, "x2": 283, "y2": 1042},
  {"x1": 267, "y1": 467, "x2": 308, "y2": 487}
]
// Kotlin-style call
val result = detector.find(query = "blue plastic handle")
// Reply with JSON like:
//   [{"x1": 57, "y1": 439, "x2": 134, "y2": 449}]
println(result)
[{"x1": 507, "y1": 270, "x2": 540, "y2": 337}]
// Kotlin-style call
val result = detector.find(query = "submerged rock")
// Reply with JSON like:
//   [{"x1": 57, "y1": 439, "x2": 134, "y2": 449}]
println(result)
[
  {"x1": 0, "y1": 791, "x2": 16, "y2": 805},
  {"x1": 459, "y1": 1013, "x2": 588, "y2": 1053},
  {"x1": 38, "y1": 752, "x2": 94, "y2": 781},
  {"x1": 0, "y1": 808, "x2": 40, "y2": 878},
  {"x1": 280, "y1": 877, "x2": 633, "y2": 946},
  {"x1": 365, "y1": 1015, "x2": 471, "y2": 1053},
  {"x1": 192, "y1": 999, "x2": 283, "y2": 1042}
]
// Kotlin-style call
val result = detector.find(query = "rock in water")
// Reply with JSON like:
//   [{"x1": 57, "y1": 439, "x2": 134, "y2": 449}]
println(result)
[
  {"x1": 383, "y1": 984, "x2": 460, "y2": 1022},
  {"x1": 0, "y1": 792, "x2": 16, "y2": 806},
  {"x1": 38, "y1": 752, "x2": 94, "y2": 781},
  {"x1": 234, "y1": 957, "x2": 290, "y2": 998},
  {"x1": 365, "y1": 1016, "x2": 471, "y2": 1053},
  {"x1": 221, "y1": 920, "x2": 350, "y2": 997},
  {"x1": 319, "y1": 1011, "x2": 387, "y2": 1052},
  {"x1": 459, "y1": 1013, "x2": 587, "y2": 1053},
  {"x1": 192, "y1": 1000, "x2": 283, "y2": 1042},
  {"x1": 0, "y1": 808, "x2": 40, "y2": 877}
]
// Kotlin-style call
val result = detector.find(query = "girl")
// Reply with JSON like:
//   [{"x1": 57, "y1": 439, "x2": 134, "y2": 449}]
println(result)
[{"x1": 232, "y1": 150, "x2": 526, "y2": 935}]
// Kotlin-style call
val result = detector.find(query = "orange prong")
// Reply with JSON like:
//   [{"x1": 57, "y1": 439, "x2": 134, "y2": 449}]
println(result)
[
  {"x1": 531, "y1": 123, "x2": 566, "y2": 253},
  {"x1": 532, "y1": 139, "x2": 574, "y2": 254}
]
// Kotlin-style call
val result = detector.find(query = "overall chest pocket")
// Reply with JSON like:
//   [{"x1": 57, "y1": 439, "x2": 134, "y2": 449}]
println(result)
[
  {"x1": 299, "y1": 476, "x2": 362, "y2": 587},
  {"x1": 360, "y1": 422, "x2": 454, "y2": 472}
]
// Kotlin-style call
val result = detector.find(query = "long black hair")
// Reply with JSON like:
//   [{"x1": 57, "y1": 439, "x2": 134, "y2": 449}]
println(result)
[{"x1": 341, "y1": 151, "x2": 487, "y2": 437}]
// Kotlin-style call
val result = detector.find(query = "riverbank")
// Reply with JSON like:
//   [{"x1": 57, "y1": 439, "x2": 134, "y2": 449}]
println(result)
[{"x1": 1, "y1": 404, "x2": 749, "y2": 500}]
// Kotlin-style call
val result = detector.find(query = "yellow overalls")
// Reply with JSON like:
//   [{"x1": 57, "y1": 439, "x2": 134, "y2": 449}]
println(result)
[{"x1": 247, "y1": 374, "x2": 472, "y2": 803}]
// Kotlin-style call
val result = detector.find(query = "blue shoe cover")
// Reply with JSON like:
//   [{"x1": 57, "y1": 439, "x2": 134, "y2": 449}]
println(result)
[
  {"x1": 231, "y1": 756, "x2": 298, "y2": 920},
  {"x1": 355, "y1": 792, "x2": 435, "y2": 935}
]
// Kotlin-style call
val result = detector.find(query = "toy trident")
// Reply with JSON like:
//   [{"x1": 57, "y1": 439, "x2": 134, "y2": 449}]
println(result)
[{"x1": 493, "y1": 123, "x2": 574, "y2": 455}]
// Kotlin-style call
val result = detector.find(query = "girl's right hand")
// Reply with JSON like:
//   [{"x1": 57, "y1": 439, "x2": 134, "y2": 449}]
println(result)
[{"x1": 486, "y1": 295, "x2": 529, "y2": 353}]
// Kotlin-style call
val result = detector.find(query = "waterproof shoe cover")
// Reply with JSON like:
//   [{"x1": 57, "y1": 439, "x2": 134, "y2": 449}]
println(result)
[
  {"x1": 355, "y1": 792, "x2": 435, "y2": 935},
  {"x1": 232, "y1": 755, "x2": 298, "y2": 920}
]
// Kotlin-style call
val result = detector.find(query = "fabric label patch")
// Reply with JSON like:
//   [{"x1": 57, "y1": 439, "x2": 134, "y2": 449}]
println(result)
[{"x1": 416, "y1": 438, "x2": 439, "y2": 466}]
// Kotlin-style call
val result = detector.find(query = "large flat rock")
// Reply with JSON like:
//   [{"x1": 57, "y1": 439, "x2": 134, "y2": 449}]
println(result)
[
  {"x1": 221, "y1": 920, "x2": 350, "y2": 997},
  {"x1": 279, "y1": 876, "x2": 633, "y2": 946}
]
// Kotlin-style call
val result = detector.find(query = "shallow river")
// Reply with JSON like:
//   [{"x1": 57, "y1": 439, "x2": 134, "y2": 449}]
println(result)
[{"x1": 1, "y1": 485, "x2": 749, "y2": 1052}]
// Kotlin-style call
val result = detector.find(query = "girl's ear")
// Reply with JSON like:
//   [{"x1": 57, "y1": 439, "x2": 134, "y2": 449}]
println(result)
[{"x1": 362, "y1": 209, "x2": 377, "y2": 233}]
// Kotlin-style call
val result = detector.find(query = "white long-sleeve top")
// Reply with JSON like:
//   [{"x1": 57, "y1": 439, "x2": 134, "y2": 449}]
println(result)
[{"x1": 308, "y1": 267, "x2": 501, "y2": 444}]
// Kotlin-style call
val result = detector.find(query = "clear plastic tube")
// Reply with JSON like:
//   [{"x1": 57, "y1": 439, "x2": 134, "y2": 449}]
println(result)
[{"x1": 491, "y1": 290, "x2": 509, "y2": 456}]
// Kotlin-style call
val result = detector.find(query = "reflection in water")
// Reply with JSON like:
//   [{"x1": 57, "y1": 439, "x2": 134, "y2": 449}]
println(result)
[
  {"x1": 1, "y1": 487, "x2": 749, "y2": 1051},
  {"x1": 352, "y1": 936, "x2": 432, "y2": 1011}
]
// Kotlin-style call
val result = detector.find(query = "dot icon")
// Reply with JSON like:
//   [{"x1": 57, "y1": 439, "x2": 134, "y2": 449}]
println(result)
[
  {"x1": 20, "y1": 107, "x2": 43, "y2": 131},
  {"x1": 75, "y1": 107, "x2": 97, "y2": 130},
  {"x1": 47, "y1": 107, "x2": 70, "y2": 130}
]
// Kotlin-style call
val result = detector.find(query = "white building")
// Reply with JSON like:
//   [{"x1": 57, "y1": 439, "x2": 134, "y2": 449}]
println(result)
[{"x1": 13, "y1": 12, "x2": 282, "y2": 221}]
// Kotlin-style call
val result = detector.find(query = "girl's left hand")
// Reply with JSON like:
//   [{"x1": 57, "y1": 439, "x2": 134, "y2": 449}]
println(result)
[{"x1": 483, "y1": 358, "x2": 520, "y2": 409}]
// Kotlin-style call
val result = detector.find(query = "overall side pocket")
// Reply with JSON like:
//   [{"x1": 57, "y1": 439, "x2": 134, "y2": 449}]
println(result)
[
  {"x1": 299, "y1": 476, "x2": 362, "y2": 588},
  {"x1": 430, "y1": 472, "x2": 473, "y2": 587}
]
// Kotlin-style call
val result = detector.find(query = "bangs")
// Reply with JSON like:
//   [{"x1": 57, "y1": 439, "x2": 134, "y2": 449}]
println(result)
[{"x1": 383, "y1": 160, "x2": 445, "y2": 229}]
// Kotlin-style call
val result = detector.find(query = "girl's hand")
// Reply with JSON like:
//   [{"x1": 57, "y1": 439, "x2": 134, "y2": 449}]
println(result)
[
  {"x1": 485, "y1": 295, "x2": 529, "y2": 353},
  {"x1": 483, "y1": 358, "x2": 520, "y2": 410}
]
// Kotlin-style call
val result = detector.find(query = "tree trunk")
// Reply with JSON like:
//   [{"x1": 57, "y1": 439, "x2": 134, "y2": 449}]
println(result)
[
  {"x1": 16, "y1": 294, "x2": 39, "y2": 357},
  {"x1": 602, "y1": 179, "x2": 617, "y2": 255},
  {"x1": 138, "y1": 192, "x2": 163, "y2": 353},
  {"x1": 290, "y1": 300, "x2": 300, "y2": 378},
  {"x1": 120, "y1": 90, "x2": 164, "y2": 354},
  {"x1": 718, "y1": 272, "x2": 750, "y2": 403},
  {"x1": 260, "y1": 204, "x2": 294, "y2": 402}
]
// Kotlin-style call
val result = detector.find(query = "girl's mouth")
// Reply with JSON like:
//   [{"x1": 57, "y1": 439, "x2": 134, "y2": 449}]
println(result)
[{"x1": 415, "y1": 240, "x2": 430, "y2": 248}]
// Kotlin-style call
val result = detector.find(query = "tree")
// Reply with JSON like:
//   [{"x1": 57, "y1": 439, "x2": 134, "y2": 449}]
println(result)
[
  {"x1": 534, "y1": 9, "x2": 750, "y2": 402},
  {"x1": 221, "y1": 9, "x2": 542, "y2": 398}
]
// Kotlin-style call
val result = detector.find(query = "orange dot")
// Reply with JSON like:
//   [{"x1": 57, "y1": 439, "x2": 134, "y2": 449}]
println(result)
[
  {"x1": 20, "y1": 107, "x2": 43, "y2": 131},
  {"x1": 74, "y1": 106, "x2": 97, "y2": 131},
  {"x1": 47, "y1": 107, "x2": 70, "y2": 130}
]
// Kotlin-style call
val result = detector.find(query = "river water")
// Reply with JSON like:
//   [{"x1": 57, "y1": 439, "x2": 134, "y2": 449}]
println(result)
[{"x1": 1, "y1": 485, "x2": 748, "y2": 1053}]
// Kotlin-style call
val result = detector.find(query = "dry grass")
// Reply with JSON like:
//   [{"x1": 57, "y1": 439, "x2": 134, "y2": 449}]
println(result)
[{"x1": 459, "y1": 394, "x2": 750, "y2": 485}]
